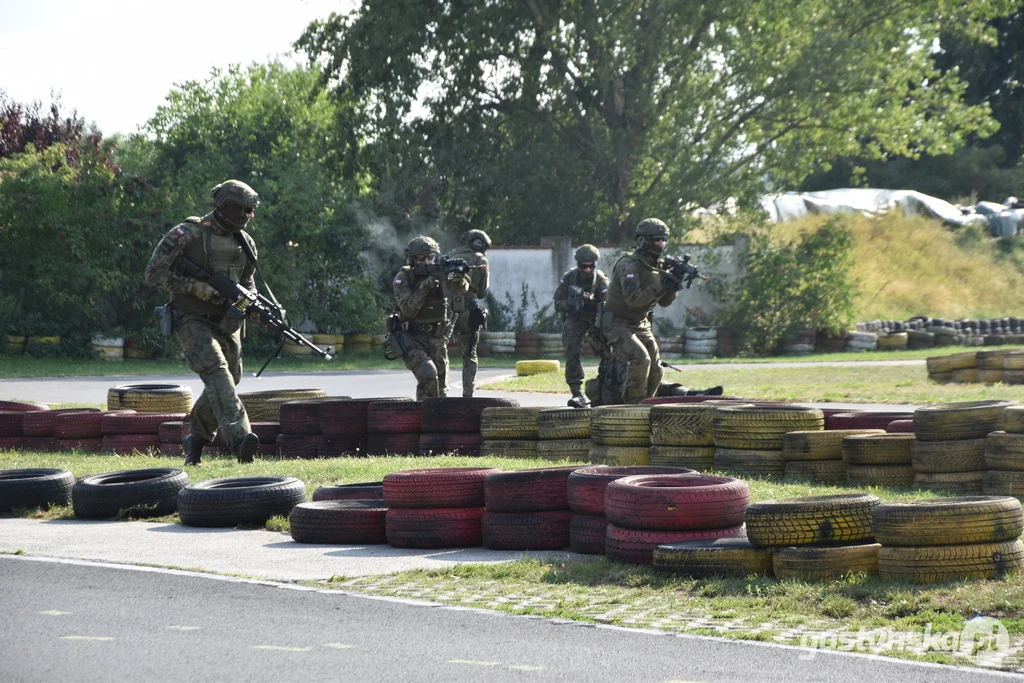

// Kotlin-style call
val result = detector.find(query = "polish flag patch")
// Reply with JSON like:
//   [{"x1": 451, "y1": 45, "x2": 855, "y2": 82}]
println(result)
[
  {"x1": 626, "y1": 273, "x2": 636, "y2": 280},
  {"x1": 394, "y1": 278, "x2": 403, "y2": 285},
  {"x1": 174, "y1": 227, "x2": 186, "y2": 237}
]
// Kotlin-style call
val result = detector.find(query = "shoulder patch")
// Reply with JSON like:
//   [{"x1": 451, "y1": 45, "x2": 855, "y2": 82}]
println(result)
[
  {"x1": 626, "y1": 273, "x2": 636, "y2": 280},
  {"x1": 184, "y1": 216, "x2": 202, "y2": 223},
  {"x1": 174, "y1": 226, "x2": 186, "y2": 237}
]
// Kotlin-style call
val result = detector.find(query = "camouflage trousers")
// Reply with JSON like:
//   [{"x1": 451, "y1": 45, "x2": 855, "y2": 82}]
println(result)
[
  {"x1": 176, "y1": 315, "x2": 252, "y2": 453},
  {"x1": 452, "y1": 314, "x2": 479, "y2": 397},
  {"x1": 403, "y1": 330, "x2": 450, "y2": 400},
  {"x1": 601, "y1": 318, "x2": 663, "y2": 404},
  {"x1": 561, "y1": 316, "x2": 596, "y2": 393}
]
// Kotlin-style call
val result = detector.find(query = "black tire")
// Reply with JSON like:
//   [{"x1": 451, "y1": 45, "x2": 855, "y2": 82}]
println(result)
[
  {"x1": 569, "y1": 513, "x2": 607, "y2": 555},
  {"x1": 289, "y1": 500, "x2": 388, "y2": 544},
  {"x1": 177, "y1": 476, "x2": 307, "y2": 527},
  {"x1": 482, "y1": 510, "x2": 572, "y2": 550},
  {"x1": 72, "y1": 468, "x2": 189, "y2": 519},
  {"x1": 0, "y1": 468, "x2": 74, "y2": 512},
  {"x1": 312, "y1": 482, "x2": 384, "y2": 501}
]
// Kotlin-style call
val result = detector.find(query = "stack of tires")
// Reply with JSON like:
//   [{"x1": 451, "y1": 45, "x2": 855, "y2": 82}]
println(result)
[
  {"x1": 23, "y1": 408, "x2": 100, "y2": 452},
  {"x1": 589, "y1": 406, "x2": 651, "y2": 466},
  {"x1": 292, "y1": 482, "x2": 388, "y2": 545},
  {"x1": 653, "y1": 536, "x2": 773, "y2": 577},
  {"x1": 515, "y1": 332, "x2": 539, "y2": 357},
  {"x1": 482, "y1": 466, "x2": 582, "y2": 550},
  {"x1": 107, "y1": 384, "x2": 193, "y2": 414},
  {"x1": 683, "y1": 327, "x2": 717, "y2": 359},
  {"x1": 911, "y1": 400, "x2": 1015, "y2": 494},
  {"x1": 874, "y1": 497, "x2": 1024, "y2": 583},
  {"x1": 975, "y1": 349, "x2": 1011, "y2": 385},
  {"x1": 238, "y1": 388, "x2": 328, "y2": 421},
  {"x1": 0, "y1": 402, "x2": 50, "y2": 451},
  {"x1": 480, "y1": 331, "x2": 516, "y2": 356},
  {"x1": 566, "y1": 465, "x2": 694, "y2": 555},
  {"x1": 420, "y1": 397, "x2": 518, "y2": 456},
  {"x1": 713, "y1": 405, "x2": 825, "y2": 477},
  {"x1": 365, "y1": 400, "x2": 423, "y2": 456},
  {"x1": 842, "y1": 433, "x2": 916, "y2": 487},
  {"x1": 605, "y1": 473, "x2": 748, "y2": 565},
  {"x1": 161, "y1": 421, "x2": 281, "y2": 458},
  {"x1": 276, "y1": 399, "x2": 326, "y2": 458},
  {"x1": 746, "y1": 494, "x2": 881, "y2": 580},
  {"x1": 782, "y1": 429, "x2": 884, "y2": 483},
  {"x1": 536, "y1": 408, "x2": 591, "y2": 462},
  {"x1": 814, "y1": 330, "x2": 847, "y2": 353},
  {"x1": 648, "y1": 403, "x2": 719, "y2": 471},
  {"x1": 1004, "y1": 351, "x2": 1024, "y2": 385},
  {"x1": 178, "y1": 476, "x2": 307, "y2": 527},
  {"x1": 0, "y1": 467, "x2": 75, "y2": 511},
  {"x1": 982, "y1": 406, "x2": 1024, "y2": 495},
  {"x1": 384, "y1": 467, "x2": 499, "y2": 548},
  {"x1": 826, "y1": 410, "x2": 913, "y2": 431},
  {"x1": 845, "y1": 331, "x2": 877, "y2": 352},
  {"x1": 782, "y1": 328, "x2": 816, "y2": 355},
  {"x1": 319, "y1": 398, "x2": 407, "y2": 457},
  {"x1": 905, "y1": 328, "x2": 935, "y2": 350},
  {"x1": 72, "y1": 467, "x2": 189, "y2": 520},
  {"x1": 101, "y1": 411, "x2": 187, "y2": 454},
  {"x1": 717, "y1": 326, "x2": 739, "y2": 357},
  {"x1": 57, "y1": 410, "x2": 135, "y2": 453},
  {"x1": 535, "y1": 332, "x2": 563, "y2": 358},
  {"x1": 658, "y1": 336, "x2": 684, "y2": 359},
  {"x1": 875, "y1": 332, "x2": 909, "y2": 351},
  {"x1": 925, "y1": 352, "x2": 976, "y2": 384},
  {"x1": 479, "y1": 406, "x2": 544, "y2": 459}
]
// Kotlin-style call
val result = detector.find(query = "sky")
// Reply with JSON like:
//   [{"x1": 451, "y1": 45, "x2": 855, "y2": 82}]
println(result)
[{"x1": 0, "y1": 0, "x2": 356, "y2": 137}]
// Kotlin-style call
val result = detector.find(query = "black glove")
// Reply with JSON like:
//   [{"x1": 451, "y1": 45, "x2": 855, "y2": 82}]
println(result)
[{"x1": 661, "y1": 274, "x2": 683, "y2": 292}]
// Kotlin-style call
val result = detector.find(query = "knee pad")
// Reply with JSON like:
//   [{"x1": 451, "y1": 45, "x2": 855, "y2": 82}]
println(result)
[{"x1": 416, "y1": 359, "x2": 438, "y2": 381}]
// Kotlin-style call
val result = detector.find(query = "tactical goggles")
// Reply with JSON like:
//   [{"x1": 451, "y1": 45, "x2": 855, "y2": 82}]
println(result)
[{"x1": 578, "y1": 262, "x2": 596, "y2": 270}]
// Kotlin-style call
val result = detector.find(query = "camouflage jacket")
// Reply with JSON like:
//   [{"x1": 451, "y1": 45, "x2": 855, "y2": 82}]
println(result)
[
  {"x1": 393, "y1": 265, "x2": 470, "y2": 324},
  {"x1": 553, "y1": 267, "x2": 610, "y2": 317},
  {"x1": 603, "y1": 250, "x2": 676, "y2": 322}
]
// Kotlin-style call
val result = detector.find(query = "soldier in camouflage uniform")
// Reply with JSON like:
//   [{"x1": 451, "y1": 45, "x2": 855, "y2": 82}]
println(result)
[
  {"x1": 597, "y1": 218, "x2": 682, "y2": 404},
  {"x1": 392, "y1": 236, "x2": 471, "y2": 399},
  {"x1": 553, "y1": 244, "x2": 609, "y2": 408},
  {"x1": 446, "y1": 229, "x2": 490, "y2": 397},
  {"x1": 145, "y1": 180, "x2": 262, "y2": 465}
]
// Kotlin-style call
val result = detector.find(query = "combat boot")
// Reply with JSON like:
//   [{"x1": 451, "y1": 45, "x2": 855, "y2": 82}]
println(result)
[
  {"x1": 236, "y1": 432, "x2": 260, "y2": 464},
  {"x1": 685, "y1": 385, "x2": 724, "y2": 396},
  {"x1": 182, "y1": 434, "x2": 208, "y2": 466},
  {"x1": 567, "y1": 392, "x2": 590, "y2": 409}
]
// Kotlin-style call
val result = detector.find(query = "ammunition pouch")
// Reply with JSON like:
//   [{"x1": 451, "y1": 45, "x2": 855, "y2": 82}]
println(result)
[
  {"x1": 154, "y1": 303, "x2": 177, "y2": 337},
  {"x1": 468, "y1": 306, "x2": 487, "y2": 331}
]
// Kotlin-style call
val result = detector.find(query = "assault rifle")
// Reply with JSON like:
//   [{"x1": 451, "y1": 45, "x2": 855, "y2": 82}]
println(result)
[
  {"x1": 662, "y1": 253, "x2": 707, "y2": 289},
  {"x1": 173, "y1": 255, "x2": 332, "y2": 376},
  {"x1": 567, "y1": 284, "x2": 598, "y2": 313},
  {"x1": 412, "y1": 255, "x2": 481, "y2": 279}
]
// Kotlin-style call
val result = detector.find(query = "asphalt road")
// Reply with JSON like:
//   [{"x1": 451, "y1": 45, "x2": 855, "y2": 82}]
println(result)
[{"x1": 1, "y1": 556, "x2": 1012, "y2": 683}]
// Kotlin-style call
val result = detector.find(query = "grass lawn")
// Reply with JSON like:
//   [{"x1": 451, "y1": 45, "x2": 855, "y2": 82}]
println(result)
[{"x1": 2, "y1": 449, "x2": 1023, "y2": 671}]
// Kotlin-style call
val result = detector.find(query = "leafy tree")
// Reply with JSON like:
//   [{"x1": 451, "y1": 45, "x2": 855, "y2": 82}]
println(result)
[
  {"x1": 298, "y1": 0, "x2": 1014, "y2": 243},
  {"x1": 0, "y1": 90, "x2": 86, "y2": 160},
  {"x1": 118, "y1": 61, "x2": 387, "y2": 333}
]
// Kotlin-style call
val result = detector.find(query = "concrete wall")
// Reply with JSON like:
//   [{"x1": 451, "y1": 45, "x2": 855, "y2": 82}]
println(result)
[{"x1": 485, "y1": 238, "x2": 744, "y2": 334}]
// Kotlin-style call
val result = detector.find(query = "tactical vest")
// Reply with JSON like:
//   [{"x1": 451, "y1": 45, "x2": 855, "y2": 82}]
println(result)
[
  {"x1": 447, "y1": 245, "x2": 486, "y2": 313},
  {"x1": 171, "y1": 218, "x2": 250, "y2": 316},
  {"x1": 603, "y1": 251, "x2": 663, "y2": 321},
  {"x1": 404, "y1": 268, "x2": 448, "y2": 324},
  {"x1": 565, "y1": 267, "x2": 602, "y2": 318}
]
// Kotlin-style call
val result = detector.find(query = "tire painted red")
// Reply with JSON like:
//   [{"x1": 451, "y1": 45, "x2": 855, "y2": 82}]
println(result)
[
  {"x1": 276, "y1": 434, "x2": 320, "y2": 459},
  {"x1": 642, "y1": 396, "x2": 745, "y2": 405},
  {"x1": 280, "y1": 400, "x2": 324, "y2": 435},
  {"x1": 365, "y1": 432, "x2": 421, "y2": 456},
  {"x1": 318, "y1": 434, "x2": 366, "y2": 457},
  {"x1": 605, "y1": 522, "x2": 746, "y2": 565},
  {"x1": 385, "y1": 506, "x2": 485, "y2": 548},
  {"x1": 57, "y1": 410, "x2": 137, "y2": 439},
  {"x1": 158, "y1": 421, "x2": 186, "y2": 443},
  {"x1": 384, "y1": 467, "x2": 500, "y2": 508},
  {"x1": 24, "y1": 408, "x2": 100, "y2": 437},
  {"x1": 826, "y1": 411, "x2": 914, "y2": 430},
  {"x1": 566, "y1": 466, "x2": 695, "y2": 516},
  {"x1": 886, "y1": 419, "x2": 915, "y2": 433},
  {"x1": 482, "y1": 510, "x2": 572, "y2": 550},
  {"x1": 570, "y1": 513, "x2": 608, "y2": 555},
  {"x1": 418, "y1": 433, "x2": 484, "y2": 456},
  {"x1": 252, "y1": 421, "x2": 281, "y2": 444},
  {"x1": 420, "y1": 397, "x2": 520, "y2": 434},
  {"x1": 0, "y1": 412, "x2": 26, "y2": 437},
  {"x1": 484, "y1": 466, "x2": 583, "y2": 513},
  {"x1": 22, "y1": 437, "x2": 60, "y2": 452},
  {"x1": 59, "y1": 438, "x2": 103, "y2": 452},
  {"x1": 0, "y1": 437, "x2": 26, "y2": 449},
  {"x1": 101, "y1": 412, "x2": 188, "y2": 435},
  {"x1": 0, "y1": 401, "x2": 49, "y2": 413},
  {"x1": 319, "y1": 397, "x2": 408, "y2": 436},
  {"x1": 101, "y1": 434, "x2": 161, "y2": 454},
  {"x1": 367, "y1": 400, "x2": 422, "y2": 434},
  {"x1": 290, "y1": 500, "x2": 388, "y2": 544},
  {"x1": 604, "y1": 474, "x2": 750, "y2": 531}
]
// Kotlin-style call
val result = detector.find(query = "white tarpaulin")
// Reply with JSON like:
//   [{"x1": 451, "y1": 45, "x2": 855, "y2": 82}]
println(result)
[{"x1": 760, "y1": 188, "x2": 1023, "y2": 236}]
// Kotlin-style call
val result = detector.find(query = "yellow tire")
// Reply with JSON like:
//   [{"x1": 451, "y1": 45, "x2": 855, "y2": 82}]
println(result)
[
  {"x1": 537, "y1": 408, "x2": 591, "y2": 439},
  {"x1": 877, "y1": 540, "x2": 1024, "y2": 584},
  {"x1": 653, "y1": 538, "x2": 773, "y2": 577},
  {"x1": 107, "y1": 383, "x2": 193, "y2": 414},
  {"x1": 515, "y1": 359, "x2": 560, "y2": 376},
  {"x1": 536, "y1": 438, "x2": 590, "y2": 462},
  {"x1": 347, "y1": 333, "x2": 373, "y2": 344},
  {"x1": 589, "y1": 444, "x2": 649, "y2": 466},
  {"x1": 783, "y1": 459, "x2": 847, "y2": 484},
  {"x1": 872, "y1": 496, "x2": 1023, "y2": 546},
  {"x1": 647, "y1": 445, "x2": 715, "y2": 471},
  {"x1": 782, "y1": 429, "x2": 884, "y2": 461},
  {"x1": 772, "y1": 543, "x2": 880, "y2": 580},
  {"x1": 479, "y1": 439, "x2": 539, "y2": 459},
  {"x1": 745, "y1": 493, "x2": 878, "y2": 547},
  {"x1": 480, "y1": 406, "x2": 544, "y2": 439},
  {"x1": 238, "y1": 389, "x2": 329, "y2": 421}
]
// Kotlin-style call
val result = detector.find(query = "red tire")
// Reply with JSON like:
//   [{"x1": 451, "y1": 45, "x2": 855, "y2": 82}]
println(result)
[
  {"x1": 101, "y1": 434, "x2": 161, "y2": 454},
  {"x1": 566, "y1": 465, "x2": 695, "y2": 516},
  {"x1": 252, "y1": 421, "x2": 281, "y2": 444},
  {"x1": 385, "y1": 506, "x2": 485, "y2": 548},
  {"x1": 605, "y1": 522, "x2": 746, "y2": 565},
  {"x1": 421, "y1": 397, "x2": 520, "y2": 434},
  {"x1": 365, "y1": 432, "x2": 421, "y2": 456},
  {"x1": 318, "y1": 434, "x2": 366, "y2": 457},
  {"x1": 827, "y1": 411, "x2": 913, "y2": 430},
  {"x1": 384, "y1": 467, "x2": 500, "y2": 508},
  {"x1": 59, "y1": 438, "x2": 103, "y2": 452},
  {"x1": 24, "y1": 408, "x2": 100, "y2": 437},
  {"x1": 22, "y1": 437, "x2": 60, "y2": 452},
  {"x1": 276, "y1": 434, "x2": 320, "y2": 459},
  {"x1": 0, "y1": 437, "x2": 26, "y2": 449},
  {"x1": 158, "y1": 421, "x2": 186, "y2": 443},
  {"x1": 482, "y1": 510, "x2": 572, "y2": 550},
  {"x1": 0, "y1": 412, "x2": 26, "y2": 437},
  {"x1": 320, "y1": 397, "x2": 409, "y2": 436},
  {"x1": 887, "y1": 419, "x2": 914, "y2": 433},
  {"x1": 290, "y1": 500, "x2": 389, "y2": 544},
  {"x1": 418, "y1": 433, "x2": 484, "y2": 456},
  {"x1": 605, "y1": 474, "x2": 750, "y2": 531},
  {"x1": 367, "y1": 400, "x2": 422, "y2": 434},
  {"x1": 56, "y1": 410, "x2": 137, "y2": 439},
  {"x1": 642, "y1": 396, "x2": 745, "y2": 405},
  {"x1": 312, "y1": 482, "x2": 384, "y2": 501},
  {"x1": 101, "y1": 412, "x2": 188, "y2": 435},
  {"x1": 280, "y1": 400, "x2": 325, "y2": 435},
  {"x1": 570, "y1": 513, "x2": 608, "y2": 555},
  {"x1": 158, "y1": 442, "x2": 182, "y2": 456},
  {"x1": 484, "y1": 466, "x2": 583, "y2": 513},
  {"x1": 0, "y1": 401, "x2": 49, "y2": 412}
]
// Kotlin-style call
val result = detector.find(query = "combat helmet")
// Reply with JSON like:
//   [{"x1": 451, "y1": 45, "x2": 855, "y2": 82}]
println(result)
[
  {"x1": 210, "y1": 179, "x2": 260, "y2": 231},
  {"x1": 405, "y1": 235, "x2": 441, "y2": 266},
  {"x1": 574, "y1": 244, "x2": 600, "y2": 264},
  {"x1": 634, "y1": 218, "x2": 669, "y2": 255},
  {"x1": 462, "y1": 229, "x2": 492, "y2": 253}
]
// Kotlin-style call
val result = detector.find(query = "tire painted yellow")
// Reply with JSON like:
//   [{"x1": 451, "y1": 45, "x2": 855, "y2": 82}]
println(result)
[{"x1": 515, "y1": 359, "x2": 560, "y2": 376}]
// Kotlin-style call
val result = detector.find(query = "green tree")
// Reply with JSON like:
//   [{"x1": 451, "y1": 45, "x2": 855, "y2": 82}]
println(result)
[
  {"x1": 298, "y1": 0, "x2": 1014, "y2": 243},
  {"x1": 119, "y1": 61, "x2": 387, "y2": 334}
]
